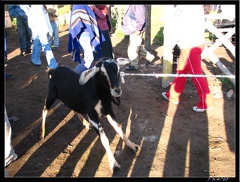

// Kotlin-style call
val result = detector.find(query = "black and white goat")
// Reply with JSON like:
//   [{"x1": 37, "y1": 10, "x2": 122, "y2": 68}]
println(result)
[{"x1": 41, "y1": 57, "x2": 138, "y2": 172}]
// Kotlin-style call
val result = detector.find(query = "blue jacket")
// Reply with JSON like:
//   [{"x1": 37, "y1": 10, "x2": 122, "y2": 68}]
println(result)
[
  {"x1": 123, "y1": 5, "x2": 146, "y2": 35},
  {"x1": 8, "y1": 5, "x2": 31, "y2": 18}
]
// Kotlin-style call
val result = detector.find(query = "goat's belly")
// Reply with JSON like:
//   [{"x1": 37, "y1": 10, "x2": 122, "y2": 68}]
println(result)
[{"x1": 63, "y1": 101, "x2": 88, "y2": 114}]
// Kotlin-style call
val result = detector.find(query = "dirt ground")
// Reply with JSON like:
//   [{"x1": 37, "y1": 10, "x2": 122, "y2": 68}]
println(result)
[{"x1": 5, "y1": 25, "x2": 236, "y2": 178}]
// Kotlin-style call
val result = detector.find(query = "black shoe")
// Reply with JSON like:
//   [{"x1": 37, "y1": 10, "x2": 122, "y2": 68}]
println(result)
[
  {"x1": 20, "y1": 51, "x2": 25, "y2": 56},
  {"x1": 25, "y1": 48, "x2": 31, "y2": 54},
  {"x1": 146, "y1": 61, "x2": 155, "y2": 68},
  {"x1": 125, "y1": 65, "x2": 138, "y2": 71}
]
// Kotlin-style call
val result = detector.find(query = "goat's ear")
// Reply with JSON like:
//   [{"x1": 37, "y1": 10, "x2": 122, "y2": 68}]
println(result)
[{"x1": 79, "y1": 66, "x2": 99, "y2": 85}]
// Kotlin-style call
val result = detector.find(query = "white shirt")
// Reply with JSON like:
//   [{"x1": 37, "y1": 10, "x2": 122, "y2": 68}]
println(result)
[
  {"x1": 28, "y1": 5, "x2": 53, "y2": 40},
  {"x1": 172, "y1": 5, "x2": 206, "y2": 49},
  {"x1": 19, "y1": 5, "x2": 31, "y2": 16}
]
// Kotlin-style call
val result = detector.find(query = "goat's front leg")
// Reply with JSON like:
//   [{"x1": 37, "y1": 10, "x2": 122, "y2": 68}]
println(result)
[
  {"x1": 106, "y1": 114, "x2": 139, "y2": 152},
  {"x1": 99, "y1": 126, "x2": 122, "y2": 172},
  {"x1": 88, "y1": 115, "x2": 121, "y2": 172}
]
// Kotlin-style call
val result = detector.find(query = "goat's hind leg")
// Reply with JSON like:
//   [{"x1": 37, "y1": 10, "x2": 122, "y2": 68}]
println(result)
[
  {"x1": 41, "y1": 97, "x2": 55, "y2": 139},
  {"x1": 75, "y1": 113, "x2": 92, "y2": 130},
  {"x1": 106, "y1": 114, "x2": 138, "y2": 152}
]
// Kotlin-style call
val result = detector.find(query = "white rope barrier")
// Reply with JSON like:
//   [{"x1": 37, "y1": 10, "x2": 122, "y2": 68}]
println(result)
[{"x1": 120, "y1": 71, "x2": 235, "y2": 84}]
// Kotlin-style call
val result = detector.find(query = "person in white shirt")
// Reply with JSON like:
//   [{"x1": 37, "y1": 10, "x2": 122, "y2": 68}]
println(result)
[
  {"x1": 28, "y1": 5, "x2": 58, "y2": 69},
  {"x1": 162, "y1": 5, "x2": 213, "y2": 112},
  {"x1": 5, "y1": 107, "x2": 17, "y2": 176},
  {"x1": 123, "y1": 5, "x2": 155, "y2": 71}
]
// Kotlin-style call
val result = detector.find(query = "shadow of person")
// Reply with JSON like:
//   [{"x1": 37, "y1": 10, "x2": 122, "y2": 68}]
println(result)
[
  {"x1": 202, "y1": 57, "x2": 235, "y2": 153},
  {"x1": 163, "y1": 101, "x2": 210, "y2": 177},
  {"x1": 162, "y1": 46, "x2": 213, "y2": 177},
  {"x1": 112, "y1": 34, "x2": 129, "y2": 59},
  {"x1": 218, "y1": 57, "x2": 235, "y2": 153}
]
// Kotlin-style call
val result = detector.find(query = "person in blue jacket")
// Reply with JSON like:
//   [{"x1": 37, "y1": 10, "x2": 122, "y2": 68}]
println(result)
[{"x1": 8, "y1": 5, "x2": 32, "y2": 56}]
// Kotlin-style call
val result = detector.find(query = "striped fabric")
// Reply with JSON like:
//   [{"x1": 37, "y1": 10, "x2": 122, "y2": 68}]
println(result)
[{"x1": 68, "y1": 5, "x2": 105, "y2": 62}]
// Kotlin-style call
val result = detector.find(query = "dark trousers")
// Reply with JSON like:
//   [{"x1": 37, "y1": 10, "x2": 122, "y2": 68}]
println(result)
[{"x1": 17, "y1": 16, "x2": 32, "y2": 52}]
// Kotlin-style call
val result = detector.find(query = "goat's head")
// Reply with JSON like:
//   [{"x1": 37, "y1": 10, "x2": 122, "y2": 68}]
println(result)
[{"x1": 79, "y1": 57, "x2": 122, "y2": 97}]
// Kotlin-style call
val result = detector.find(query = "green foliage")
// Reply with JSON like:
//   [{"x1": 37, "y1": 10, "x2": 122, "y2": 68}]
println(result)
[
  {"x1": 58, "y1": 5, "x2": 71, "y2": 15},
  {"x1": 218, "y1": 77, "x2": 235, "y2": 89},
  {"x1": 111, "y1": 19, "x2": 117, "y2": 31},
  {"x1": 208, "y1": 32, "x2": 217, "y2": 41},
  {"x1": 115, "y1": 30, "x2": 125, "y2": 38},
  {"x1": 153, "y1": 27, "x2": 164, "y2": 45},
  {"x1": 151, "y1": 5, "x2": 164, "y2": 45},
  {"x1": 11, "y1": 18, "x2": 17, "y2": 28}
]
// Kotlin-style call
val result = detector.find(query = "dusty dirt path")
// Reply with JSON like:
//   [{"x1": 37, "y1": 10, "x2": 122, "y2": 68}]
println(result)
[{"x1": 5, "y1": 26, "x2": 236, "y2": 178}]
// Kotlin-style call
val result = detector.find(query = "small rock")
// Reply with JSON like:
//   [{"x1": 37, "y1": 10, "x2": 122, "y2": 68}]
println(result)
[
  {"x1": 226, "y1": 89, "x2": 234, "y2": 98},
  {"x1": 213, "y1": 92, "x2": 223, "y2": 99},
  {"x1": 116, "y1": 57, "x2": 130, "y2": 66}
]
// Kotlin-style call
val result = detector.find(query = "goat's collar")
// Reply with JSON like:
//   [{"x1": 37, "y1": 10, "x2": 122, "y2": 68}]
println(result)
[
  {"x1": 93, "y1": 57, "x2": 115, "y2": 66},
  {"x1": 93, "y1": 60, "x2": 101, "y2": 67}
]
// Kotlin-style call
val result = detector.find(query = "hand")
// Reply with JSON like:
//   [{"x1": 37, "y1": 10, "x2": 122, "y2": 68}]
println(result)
[
  {"x1": 134, "y1": 30, "x2": 141, "y2": 36},
  {"x1": 89, "y1": 5, "x2": 97, "y2": 10}
]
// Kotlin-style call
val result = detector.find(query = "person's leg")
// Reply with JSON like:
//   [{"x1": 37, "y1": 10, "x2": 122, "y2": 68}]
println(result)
[
  {"x1": 100, "y1": 30, "x2": 113, "y2": 59},
  {"x1": 138, "y1": 45, "x2": 155, "y2": 62},
  {"x1": 53, "y1": 21, "x2": 59, "y2": 48},
  {"x1": 4, "y1": 29, "x2": 7, "y2": 59},
  {"x1": 42, "y1": 44, "x2": 58, "y2": 69},
  {"x1": 79, "y1": 32, "x2": 94, "y2": 69},
  {"x1": 75, "y1": 61, "x2": 88, "y2": 74},
  {"x1": 39, "y1": 33, "x2": 58, "y2": 69},
  {"x1": 23, "y1": 17, "x2": 32, "y2": 52},
  {"x1": 188, "y1": 46, "x2": 213, "y2": 109},
  {"x1": 164, "y1": 49, "x2": 189, "y2": 103},
  {"x1": 4, "y1": 30, "x2": 12, "y2": 78},
  {"x1": 74, "y1": 32, "x2": 96, "y2": 74},
  {"x1": 17, "y1": 16, "x2": 27, "y2": 54},
  {"x1": 48, "y1": 22, "x2": 54, "y2": 47},
  {"x1": 31, "y1": 36, "x2": 42, "y2": 65},
  {"x1": 127, "y1": 34, "x2": 141, "y2": 68},
  {"x1": 5, "y1": 107, "x2": 17, "y2": 167}
]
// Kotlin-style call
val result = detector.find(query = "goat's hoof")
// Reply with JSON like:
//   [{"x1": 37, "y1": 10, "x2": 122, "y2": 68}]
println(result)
[
  {"x1": 129, "y1": 142, "x2": 139, "y2": 153},
  {"x1": 40, "y1": 135, "x2": 45, "y2": 140},
  {"x1": 110, "y1": 161, "x2": 122, "y2": 172},
  {"x1": 83, "y1": 120, "x2": 92, "y2": 130}
]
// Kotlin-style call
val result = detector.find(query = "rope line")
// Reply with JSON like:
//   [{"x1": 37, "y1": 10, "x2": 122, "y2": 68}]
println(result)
[
  {"x1": 120, "y1": 72, "x2": 235, "y2": 78},
  {"x1": 120, "y1": 71, "x2": 235, "y2": 84}
]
